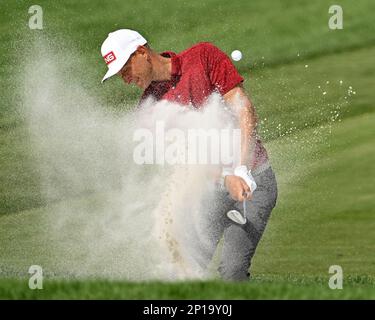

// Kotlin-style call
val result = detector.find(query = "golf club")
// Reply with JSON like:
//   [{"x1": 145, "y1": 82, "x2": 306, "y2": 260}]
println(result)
[{"x1": 226, "y1": 193, "x2": 248, "y2": 225}]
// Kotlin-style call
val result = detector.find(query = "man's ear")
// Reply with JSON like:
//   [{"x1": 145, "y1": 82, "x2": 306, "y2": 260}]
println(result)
[
  {"x1": 137, "y1": 45, "x2": 152, "y2": 63},
  {"x1": 137, "y1": 45, "x2": 148, "y2": 55}
]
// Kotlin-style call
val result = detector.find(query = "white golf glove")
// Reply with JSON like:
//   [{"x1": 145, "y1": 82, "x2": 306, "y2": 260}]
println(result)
[
  {"x1": 233, "y1": 165, "x2": 257, "y2": 193},
  {"x1": 220, "y1": 165, "x2": 257, "y2": 193}
]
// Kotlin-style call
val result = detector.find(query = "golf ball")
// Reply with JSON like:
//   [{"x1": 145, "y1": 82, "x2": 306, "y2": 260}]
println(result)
[{"x1": 231, "y1": 50, "x2": 242, "y2": 61}]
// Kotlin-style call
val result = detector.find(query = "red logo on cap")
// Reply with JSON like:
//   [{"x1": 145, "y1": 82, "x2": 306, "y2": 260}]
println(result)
[{"x1": 103, "y1": 51, "x2": 116, "y2": 65}]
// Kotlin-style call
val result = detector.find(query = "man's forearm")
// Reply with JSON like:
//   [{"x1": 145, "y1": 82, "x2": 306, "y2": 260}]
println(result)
[
  {"x1": 222, "y1": 86, "x2": 258, "y2": 199},
  {"x1": 223, "y1": 86, "x2": 258, "y2": 169},
  {"x1": 239, "y1": 100, "x2": 257, "y2": 168}
]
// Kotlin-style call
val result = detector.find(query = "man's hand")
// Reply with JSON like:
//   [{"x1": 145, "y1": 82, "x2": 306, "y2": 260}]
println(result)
[{"x1": 225, "y1": 175, "x2": 252, "y2": 202}]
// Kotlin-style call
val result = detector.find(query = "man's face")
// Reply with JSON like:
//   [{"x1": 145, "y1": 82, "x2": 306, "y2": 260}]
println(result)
[{"x1": 118, "y1": 46, "x2": 153, "y2": 89}]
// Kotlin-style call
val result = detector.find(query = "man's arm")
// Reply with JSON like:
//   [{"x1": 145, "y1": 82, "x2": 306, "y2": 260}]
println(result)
[
  {"x1": 223, "y1": 85, "x2": 257, "y2": 201},
  {"x1": 223, "y1": 85, "x2": 257, "y2": 167}
]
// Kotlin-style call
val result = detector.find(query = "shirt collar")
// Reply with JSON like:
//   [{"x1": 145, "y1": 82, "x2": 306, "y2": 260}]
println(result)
[{"x1": 161, "y1": 51, "x2": 182, "y2": 77}]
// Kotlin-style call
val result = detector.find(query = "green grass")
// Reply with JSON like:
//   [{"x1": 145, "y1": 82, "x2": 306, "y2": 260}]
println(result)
[
  {"x1": 1, "y1": 0, "x2": 375, "y2": 299},
  {"x1": 249, "y1": 45, "x2": 375, "y2": 139},
  {"x1": 1, "y1": 275, "x2": 374, "y2": 299},
  {"x1": 255, "y1": 112, "x2": 375, "y2": 277}
]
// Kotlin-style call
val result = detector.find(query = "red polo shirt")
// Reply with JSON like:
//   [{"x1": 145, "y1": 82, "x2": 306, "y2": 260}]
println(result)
[
  {"x1": 141, "y1": 42, "x2": 269, "y2": 171},
  {"x1": 141, "y1": 42, "x2": 244, "y2": 107}
]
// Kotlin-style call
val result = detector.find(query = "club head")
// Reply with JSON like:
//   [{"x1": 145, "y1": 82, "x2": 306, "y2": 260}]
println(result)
[{"x1": 226, "y1": 210, "x2": 247, "y2": 225}]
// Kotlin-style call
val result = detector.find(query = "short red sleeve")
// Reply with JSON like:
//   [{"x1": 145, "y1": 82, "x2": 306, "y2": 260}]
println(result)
[{"x1": 203, "y1": 43, "x2": 244, "y2": 95}]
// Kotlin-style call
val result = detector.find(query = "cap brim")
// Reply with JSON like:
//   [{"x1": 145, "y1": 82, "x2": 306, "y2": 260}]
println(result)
[
  {"x1": 102, "y1": 68, "x2": 119, "y2": 83},
  {"x1": 101, "y1": 52, "x2": 132, "y2": 83}
]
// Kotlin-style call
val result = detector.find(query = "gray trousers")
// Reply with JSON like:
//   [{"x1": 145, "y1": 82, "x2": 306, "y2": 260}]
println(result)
[{"x1": 196, "y1": 167, "x2": 278, "y2": 281}]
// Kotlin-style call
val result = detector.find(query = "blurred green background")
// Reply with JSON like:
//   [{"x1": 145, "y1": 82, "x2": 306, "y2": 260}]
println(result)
[{"x1": 0, "y1": 0, "x2": 374, "y2": 298}]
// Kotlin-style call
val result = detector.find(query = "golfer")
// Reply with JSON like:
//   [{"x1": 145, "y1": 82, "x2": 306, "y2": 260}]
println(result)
[{"x1": 101, "y1": 29, "x2": 278, "y2": 281}]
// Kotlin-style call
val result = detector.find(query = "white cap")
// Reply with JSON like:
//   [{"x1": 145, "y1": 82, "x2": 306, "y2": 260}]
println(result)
[{"x1": 101, "y1": 29, "x2": 147, "y2": 83}]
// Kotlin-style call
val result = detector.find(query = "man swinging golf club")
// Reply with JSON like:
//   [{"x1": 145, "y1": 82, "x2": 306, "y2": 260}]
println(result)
[{"x1": 100, "y1": 29, "x2": 278, "y2": 281}]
